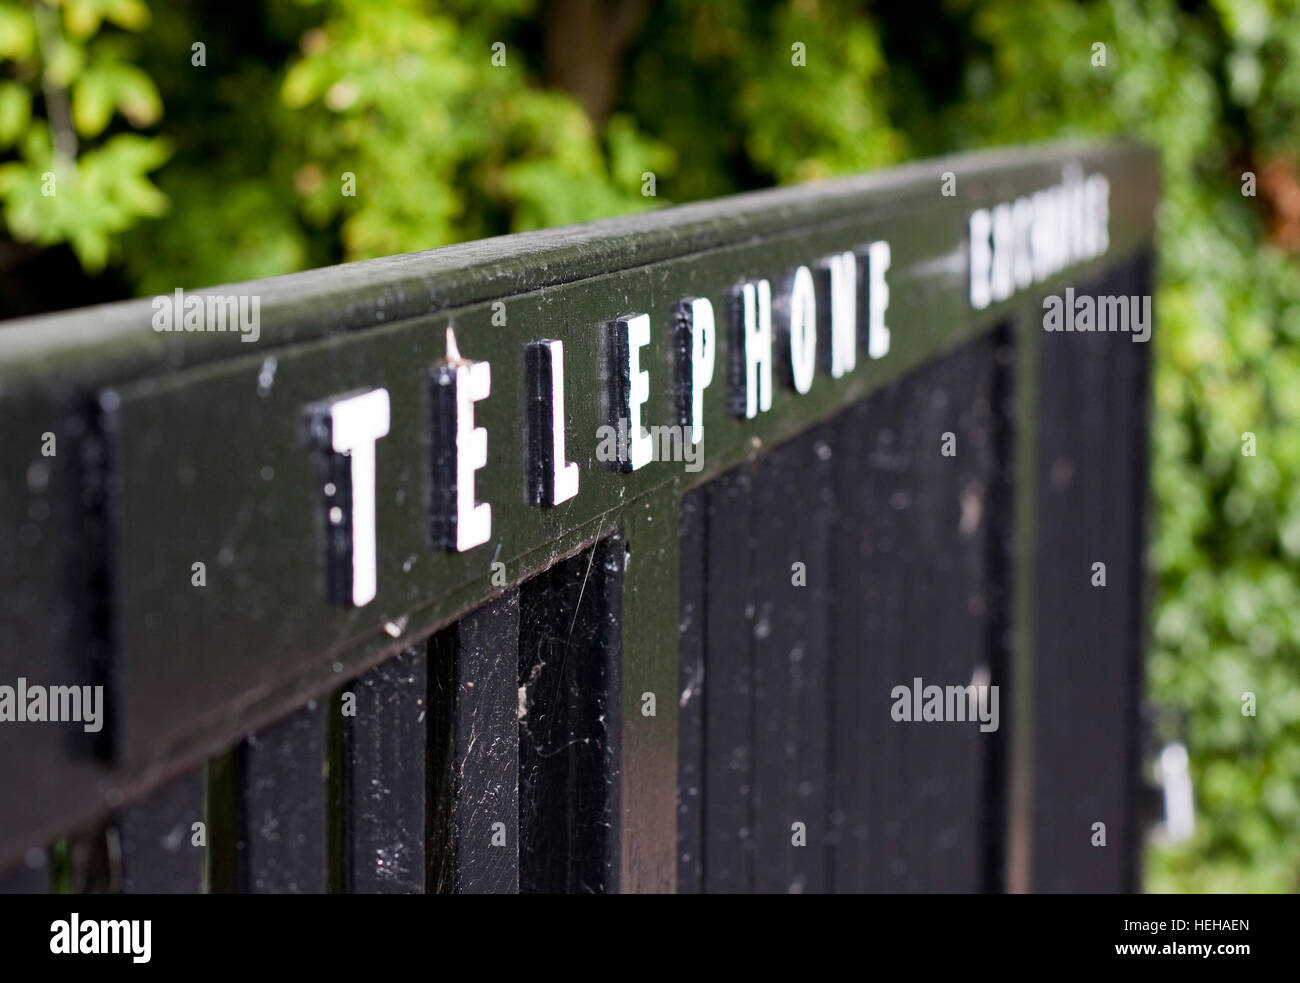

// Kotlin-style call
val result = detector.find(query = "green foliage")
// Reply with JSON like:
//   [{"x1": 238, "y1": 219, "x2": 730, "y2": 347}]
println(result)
[
  {"x1": 276, "y1": 0, "x2": 668, "y2": 258},
  {"x1": 0, "y1": 0, "x2": 168, "y2": 270},
  {"x1": 624, "y1": 1, "x2": 902, "y2": 200},
  {"x1": 0, "y1": 125, "x2": 166, "y2": 268}
]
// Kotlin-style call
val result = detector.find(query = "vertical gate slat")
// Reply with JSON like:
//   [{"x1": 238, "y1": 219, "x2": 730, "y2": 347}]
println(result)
[
  {"x1": 948, "y1": 336, "x2": 1003, "y2": 892},
  {"x1": 341, "y1": 644, "x2": 427, "y2": 893},
  {"x1": 919, "y1": 337, "x2": 997, "y2": 892},
  {"x1": 676, "y1": 491, "x2": 706, "y2": 894},
  {"x1": 1031, "y1": 253, "x2": 1151, "y2": 892},
  {"x1": 860, "y1": 371, "x2": 921, "y2": 890},
  {"x1": 827, "y1": 399, "x2": 873, "y2": 892},
  {"x1": 683, "y1": 334, "x2": 1009, "y2": 894},
  {"x1": 979, "y1": 327, "x2": 1016, "y2": 893},
  {"x1": 1034, "y1": 303, "x2": 1107, "y2": 890},
  {"x1": 429, "y1": 591, "x2": 521, "y2": 894},
  {"x1": 701, "y1": 471, "x2": 756, "y2": 892},
  {"x1": 117, "y1": 767, "x2": 205, "y2": 892},
  {"x1": 518, "y1": 538, "x2": 623, "y2": 893},
  {"x1": 835, "y1": 339, "x2": 998, "y2": 891},
  {"x1": 751, "y1": 427, "x2": 833, "y2": 894},
  {"x1": 1120, "y1": 252, "x2": 1154, "y2": 890},
  {"x1": 233, "y1": 700, "x2": 328, "y2": 893}
]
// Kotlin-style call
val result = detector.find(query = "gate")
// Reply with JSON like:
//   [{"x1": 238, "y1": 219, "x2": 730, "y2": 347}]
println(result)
[{"x1": 0, "y1": 141, "x2": 1158, "y2": 893}]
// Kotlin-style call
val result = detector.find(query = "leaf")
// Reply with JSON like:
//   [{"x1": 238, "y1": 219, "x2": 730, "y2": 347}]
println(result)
[
  {"x1": 105, "y1": 0, "x2": 150, "y2": 32},
  {"x1": 98, "y1": 131, "x2": 172, "y2": 171},
  {"x1": 0, "y1": 81, "x2": 31, "y2": 147},
  {"x1": 282, "y1": 59, "x2": 328, "y2": 109},
  {"x1": 63, "y1": 0, "x2": 104, "y2": 40},
  {"x1": 0, "y1": 159, "x2": 25, "y2": 195},
  {"x1": 72, "y1": 72, "x2": 115, "y2": 137},
  {"x1": 0, "y1": 3, "x2": 35, "y2": 60},
  {"x1": 43, "y1": 39, "x2": 86, "y2": 89},
  {"x1": 114, "y1": 64, "x2": 161, "y2": 127}
]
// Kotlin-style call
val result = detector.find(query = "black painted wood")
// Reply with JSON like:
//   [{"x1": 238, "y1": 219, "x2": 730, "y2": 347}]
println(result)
[
  {"x1": 1031, "y1": 251, "x2": 1152, "y2": 892},
  {"x1": 1120, "y1": 251, "x2": 1155, "y2": 891},
  {"x1": 700, "y1": 470, "x2": 756, "y2": 892},
  {"x1": 676, "y1": 490, "x2": 706, "y2": 894},
  {"x1": 826, "y1": 398, "x2": 873, "y2": 892},
  {"x1": 340, "y1": 644, "x2": 427, "y2": 893},
  {"x1": 855, "y1": 334, "x2": 1000, "y2": 892},
  {"x1": 230, "y1": 701, "x2": 328, "y2": 894},
  {"x1": 0, "y1": 146, "x2": 1156, "y2": 894},
  {"x1": 750, "y1": 426, "x2": 834, "y2": 894},
  {"x1": 428, "y1": 592, "x2": 521, "y2": 894},
  {"x1": 518, "y1": 538, "x2": 623, "y2": 893},
  {"x1": 979, "y1": 327, "x2": 1017, "y2": 894},
  {"x1": 680, "y1": 331, "x2": 1009, "y2": 893},
  {"x1": 116, "y1": 768, "x2": 205, "y2": 893},
  {"x1": 0, "y1": 144, "x2": 1157, "y2": 869}
]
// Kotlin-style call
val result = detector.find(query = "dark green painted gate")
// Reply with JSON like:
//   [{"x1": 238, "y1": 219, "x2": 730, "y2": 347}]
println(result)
[{"x1": 0, "y1": 141, "x2": 1158, "y2": 893}]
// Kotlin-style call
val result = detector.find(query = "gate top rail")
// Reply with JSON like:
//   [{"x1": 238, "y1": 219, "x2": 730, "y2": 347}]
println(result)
[{"x1": 0, "y1": 140, "x2": 1155, "y2": 392}]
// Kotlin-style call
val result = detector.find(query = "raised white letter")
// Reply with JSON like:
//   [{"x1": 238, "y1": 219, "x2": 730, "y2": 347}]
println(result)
[
  {"x1": 782, "y1": 265, "x2": 817, "y2": 393},
  {"x1": 970, "y1": 208, "x2": 992, "y2": 310},
  {"x1": 526, "y1": 339, "x2": 579, "y2": 505},
  {"x1": 605, "y1": 313, "x2": 653, "y2": 470},
  {"x1": 867, "y1": 241, "x2": 891, "y2": 359},
  {"x1": 672, "y1": 297, "x2": 715, "y2": 445},
  {"x1": 301, "y1": 387, "x2": 391, "y2": 606},
  {"x1": 728, "y1": 279, "x2": 773, "y2": 418},
  {"x1": 430, "y1": 335, "x2": 492, "y2": 552},
  {"x1": 816, "y1": 251, "x2": 856, "y2": 378}
]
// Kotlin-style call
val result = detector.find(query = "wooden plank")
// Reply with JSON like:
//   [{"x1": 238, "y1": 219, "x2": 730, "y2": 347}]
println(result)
[
  {"x1": 518, "y1": 539, "x2": 623, "y2": 893},
  {"x1": 428, "y1": 592, "x2": 520, "y2": 894},
  {"x1": 232, "y1": 700, "x2": 328, "y2": 893},
  {"x1": 826, "y1": 399, "x2": 873, "y2": 892},
  {"x1": 1030, "y1": 252, "x2": 1151, "y2": 892},
  {"x1": 680, "y1": 332, "x2": 1010, "y2": 894},
  {"x1": 0, "y1": 145, "x2": 1159, "y2": 395},
  {"x1": 978, "y1": 326, "x2": 1017, "y2": 893},
  {"x1": 1119, "y1": 250, "x2": 1155, "y2": 890},
  {"x1": 0, "y1": 393, "x2": 113, "y2": 869},
  {"x1": 676, "y1": 488, "x2": 706, "y2": 894},
  {"x1": 340, "y1": 644, "x2": 427, "y2": 893},
  {"x1": 849, "y1": 338, "x2": 998, "y2": 891},
  {"x1": 614, "y1": 481, "x2": 683, "y2": 893},
  {"x1": 116, "y1": 768, "x2": 205, "y2": 893},
  {"x1": 857, "y1": 368, "x2": 920, "y2": 890},
  {"x1": 750, "y1": 427, "x2": 833, "y2": 893},
  {"x1": 1032, "y1": 302, "x2": 1111, "y2": 891},
  {"x1": 700, "y1": 470, "x2": 756, "y2": 893}
]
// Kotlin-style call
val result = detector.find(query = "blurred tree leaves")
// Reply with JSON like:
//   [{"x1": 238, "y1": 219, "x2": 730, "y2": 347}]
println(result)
[{"x1": 0, "y1": 0, "x2": 168, "y2": 271}]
